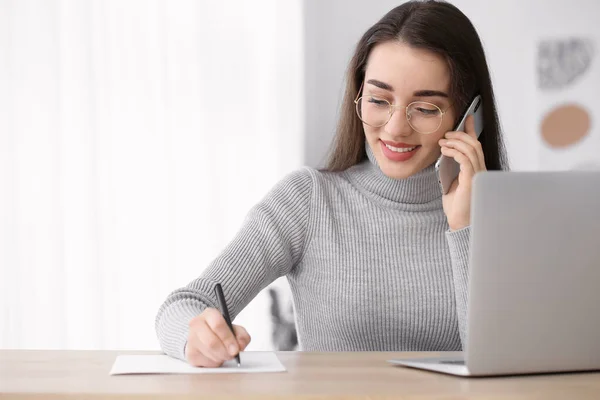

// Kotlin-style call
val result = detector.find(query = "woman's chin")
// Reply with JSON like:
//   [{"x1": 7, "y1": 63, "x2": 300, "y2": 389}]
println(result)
[
  {"x1": 375, "y1": 148, "x2": 439, "y2": 180},
  {"x1": 379, "y1": 161, "x2": 417, "y2": 180},
  {"x1": 373, "y1": 144, "x2": 426, "y2": 179}
]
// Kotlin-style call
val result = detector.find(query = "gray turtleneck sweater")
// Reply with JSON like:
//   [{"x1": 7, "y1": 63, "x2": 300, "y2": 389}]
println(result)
[{"x1": 155, "y1": 147, "x2": 471, "y2": 360}]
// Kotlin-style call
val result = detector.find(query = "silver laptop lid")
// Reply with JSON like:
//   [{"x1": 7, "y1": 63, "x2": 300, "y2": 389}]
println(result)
[{"x1": 466, "y1": 171, "x2": 600, "y2": 375}]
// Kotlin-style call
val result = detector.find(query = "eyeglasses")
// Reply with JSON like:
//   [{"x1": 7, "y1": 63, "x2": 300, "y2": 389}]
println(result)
[{"x1": 354, "y1": 82, "x2": 452, "y2": 134}]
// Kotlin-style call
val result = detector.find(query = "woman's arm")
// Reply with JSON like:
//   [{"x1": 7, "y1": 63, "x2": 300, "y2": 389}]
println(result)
[
  {"x1": 445, "y1": 226, "x2": 471, "y2": 348},
  {"x1": 440, "y1": 115, "x2": 485, "y2": 349},
  {"x1": 155, "y1": 168, "x2": 315, "y2": 360}
]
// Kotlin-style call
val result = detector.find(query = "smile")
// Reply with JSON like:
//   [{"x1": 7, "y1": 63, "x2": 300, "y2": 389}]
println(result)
[{"x1": 384, "y1": 143, "x2": 418, "y2": 153}]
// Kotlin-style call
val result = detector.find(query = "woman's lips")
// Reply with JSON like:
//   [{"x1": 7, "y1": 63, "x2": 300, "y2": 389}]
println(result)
[{"x1": 380, "y1": 140, "x2": 420, "y2": 162}]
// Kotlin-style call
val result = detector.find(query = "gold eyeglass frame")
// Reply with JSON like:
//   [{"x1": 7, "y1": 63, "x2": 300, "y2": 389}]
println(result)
[{"x1": 353, "y1": 81, "x2": 453, "y2": 134}]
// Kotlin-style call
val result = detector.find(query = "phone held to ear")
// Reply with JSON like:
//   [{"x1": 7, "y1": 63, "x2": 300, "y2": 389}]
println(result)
[{"x1": 435, "y1": 94, "x2": 484, "y2": 195}]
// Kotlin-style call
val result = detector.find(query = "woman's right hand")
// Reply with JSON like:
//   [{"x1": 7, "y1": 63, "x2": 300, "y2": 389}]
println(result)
[{"x1": 185, "y1": 307, "x2": 251, "y2": 367}]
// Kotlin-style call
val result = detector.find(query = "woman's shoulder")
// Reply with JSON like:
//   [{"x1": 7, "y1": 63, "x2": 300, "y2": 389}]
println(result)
[
  {"x1": 276, "y1": 166, "x2": 350, "y2": 191},
  {"x1": 264, "y1": 166, "x2": 351, "y2": 206}
]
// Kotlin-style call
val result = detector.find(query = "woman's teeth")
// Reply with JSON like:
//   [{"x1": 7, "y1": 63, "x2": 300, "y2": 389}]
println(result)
[{"x1": 385, "y1": 144, "x2": 417, "y2": 153}]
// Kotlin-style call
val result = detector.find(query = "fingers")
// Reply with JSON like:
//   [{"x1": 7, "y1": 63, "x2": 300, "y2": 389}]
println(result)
[
  {"x1": 194, "y1": 318, "x2": 232, "y2": 362},
  {"x1": 439, "y1": 137, "x2": 481, "y2": 172},
  {"x1": 440, "y1": 146, "x2": 475, "y2": 183},
  {"x1": 447, "y1": 116, "x2": 481, "y2": 147},
  {"x1": 233, "y1": 324, "x2": 252, "y2": 350},
  {"x1": 186, "y1": 308, "x2": 251, "y2": 368},
  {"x1": 441, "y1": 116, "x2": 486, "y2": 172},
  {"x1": 204, "y1": 308, "x2": 239, "y2": 357},
  {"x1": 185, "y1": 339, "x2": 224, "y2": 368}
]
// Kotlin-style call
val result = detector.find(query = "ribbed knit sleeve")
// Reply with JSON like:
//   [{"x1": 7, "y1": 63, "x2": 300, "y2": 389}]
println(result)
[
  {"x1": 155, "y1": 168, "x2": 314, "y2": 360},
  {"x1": 445, "y1": 226, "x2": 471, "y2": 348}
]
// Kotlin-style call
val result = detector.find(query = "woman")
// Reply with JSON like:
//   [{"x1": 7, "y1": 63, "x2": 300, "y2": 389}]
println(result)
[{"x1": 155, "y1": 0, "x2": 509, "y2": 367}]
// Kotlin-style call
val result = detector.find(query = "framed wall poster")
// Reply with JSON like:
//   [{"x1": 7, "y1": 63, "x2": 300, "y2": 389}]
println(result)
[{"x1": 536, "y1": 37, "x2": 598, "y2": 171}]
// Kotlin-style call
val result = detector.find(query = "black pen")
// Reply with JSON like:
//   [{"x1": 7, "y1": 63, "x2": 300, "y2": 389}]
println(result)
[{"x1": 214, "y1": 283, "x2": 241, "y2": 367}]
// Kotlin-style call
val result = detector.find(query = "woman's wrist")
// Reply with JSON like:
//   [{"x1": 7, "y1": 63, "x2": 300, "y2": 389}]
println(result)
[{"x1": 448, "y1": 221, "x2": 470, "y2": 232}]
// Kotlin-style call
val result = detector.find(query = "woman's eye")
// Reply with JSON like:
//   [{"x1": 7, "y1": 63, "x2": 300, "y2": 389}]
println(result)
[
  {"x1": 367, "y1": 97, "x2": 388, "y2": 106},
  {"x1": 415, "y1": 107, "x2": 439, "y2": 115}
]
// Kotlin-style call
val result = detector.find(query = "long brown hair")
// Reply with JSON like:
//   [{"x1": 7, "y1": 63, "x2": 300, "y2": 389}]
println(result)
[{"x1": 326, "y1": 0, "x2": 509, "y2": 171}]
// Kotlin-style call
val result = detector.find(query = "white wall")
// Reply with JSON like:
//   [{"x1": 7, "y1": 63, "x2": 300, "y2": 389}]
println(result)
[{"x1": 302, "y1": 0, "x2": 600, "y2": 171}]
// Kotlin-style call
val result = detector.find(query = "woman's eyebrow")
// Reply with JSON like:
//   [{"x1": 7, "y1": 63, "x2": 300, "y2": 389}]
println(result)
[
  {"x1": 367, "y1": 79, "x2": 448, "y2": 98},
  {"x1": 413, "y1": 89, "x2": 448, "y2": 98},
  {"x1": 366, "y1": 79, "x2": 393, "y2": 91}
]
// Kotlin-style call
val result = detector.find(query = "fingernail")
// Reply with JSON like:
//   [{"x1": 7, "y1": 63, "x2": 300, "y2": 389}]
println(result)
[{"x1": 229, "y1": 344, "x2": 238, "y2": 355}]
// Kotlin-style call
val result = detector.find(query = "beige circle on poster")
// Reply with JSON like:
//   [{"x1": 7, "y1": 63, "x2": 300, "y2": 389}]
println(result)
[{"x1": 540, "y1": 104, "x2": 591, "y2": 148}]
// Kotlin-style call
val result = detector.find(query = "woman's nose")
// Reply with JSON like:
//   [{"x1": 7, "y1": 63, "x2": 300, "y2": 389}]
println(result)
[{"x1": 384, "y1": 107, "x2": 413, "y2": 137}]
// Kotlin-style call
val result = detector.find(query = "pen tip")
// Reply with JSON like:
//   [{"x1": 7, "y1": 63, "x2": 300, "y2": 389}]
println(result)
[{"x1": 237, "y1": 363, "x2": 241, "y2": 367}]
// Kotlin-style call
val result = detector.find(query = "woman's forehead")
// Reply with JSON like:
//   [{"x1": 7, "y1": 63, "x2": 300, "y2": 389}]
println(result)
[{"x1": 365, "y1": 41, "x2": 450, "y2": 94}]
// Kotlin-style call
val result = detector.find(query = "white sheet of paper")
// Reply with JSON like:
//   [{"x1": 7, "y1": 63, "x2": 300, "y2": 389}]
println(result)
[{"x1": 109, "y1": 351, "x2": 286, "y2": 375}]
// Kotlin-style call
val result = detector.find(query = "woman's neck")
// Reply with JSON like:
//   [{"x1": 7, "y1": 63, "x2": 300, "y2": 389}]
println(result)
[{"x1": 343, "y1": 142, "x2": 442, "y2": 208}]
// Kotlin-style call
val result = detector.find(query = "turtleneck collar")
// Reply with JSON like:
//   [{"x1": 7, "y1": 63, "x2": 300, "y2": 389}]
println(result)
[{"x1": 343, "y1": 142, "x2": 442, "y2": 209}]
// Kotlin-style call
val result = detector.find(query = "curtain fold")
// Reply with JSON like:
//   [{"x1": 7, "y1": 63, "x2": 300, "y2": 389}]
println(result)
[{"x1": 0, "y1": 0, "x2": 303, "y2": 350}]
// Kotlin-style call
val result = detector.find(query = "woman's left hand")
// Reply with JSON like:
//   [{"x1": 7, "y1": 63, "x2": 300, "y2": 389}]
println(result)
[{"x1": 439, "y1": 115, "x2": 486, "y2": 231}]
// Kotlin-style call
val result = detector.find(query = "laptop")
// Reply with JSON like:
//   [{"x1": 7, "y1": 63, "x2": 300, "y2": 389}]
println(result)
[{"x1": 389, "y1": 171, "x2": 600, "y2": 376}]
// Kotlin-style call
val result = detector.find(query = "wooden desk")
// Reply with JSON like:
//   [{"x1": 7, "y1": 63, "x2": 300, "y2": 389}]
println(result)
[{"x1": 1, "y1": 350, "x2": 599, "y2": 399}]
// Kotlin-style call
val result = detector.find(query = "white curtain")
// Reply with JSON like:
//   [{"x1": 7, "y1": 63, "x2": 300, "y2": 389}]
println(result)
[{"x1": 0, "y1": 0, "x2": 303, "y2": 350}]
